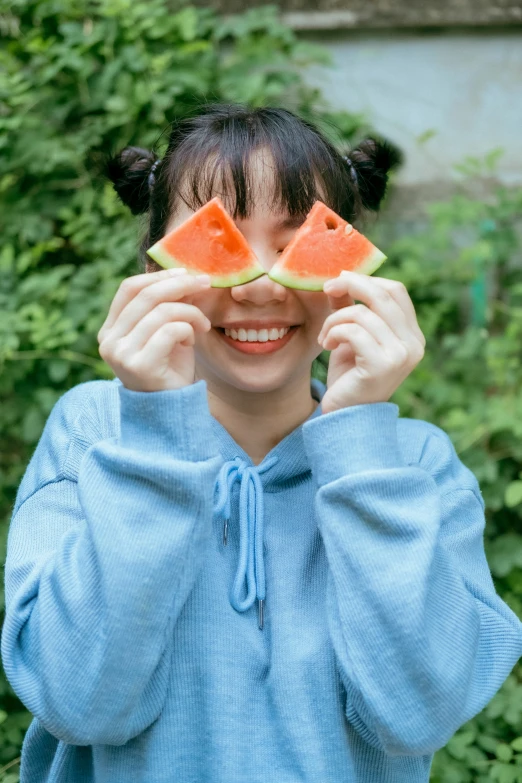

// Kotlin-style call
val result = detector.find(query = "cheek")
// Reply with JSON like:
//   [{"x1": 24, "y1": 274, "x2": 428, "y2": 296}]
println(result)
[{"x1": 297, "y1": 292, "x2": 332, "y2": 331}]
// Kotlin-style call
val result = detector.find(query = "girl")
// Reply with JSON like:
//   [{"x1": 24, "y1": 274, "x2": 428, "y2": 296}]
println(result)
[{"x1": 2, "y1": 103, "x2": 522, "y2": 783}]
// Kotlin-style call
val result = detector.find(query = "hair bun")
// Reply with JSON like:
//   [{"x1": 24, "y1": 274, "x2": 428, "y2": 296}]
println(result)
[
  {"x1": 345, "y1": 137, "x2": 403, "y2": 212},
  {"x1": 105, "y1": 146, "x2": 157, "y2": 215}
]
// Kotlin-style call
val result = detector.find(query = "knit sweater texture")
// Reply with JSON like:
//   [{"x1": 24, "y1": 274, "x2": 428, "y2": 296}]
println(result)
[{"x1": 2, "y1": 376, "x2": 522, "y2": 783}]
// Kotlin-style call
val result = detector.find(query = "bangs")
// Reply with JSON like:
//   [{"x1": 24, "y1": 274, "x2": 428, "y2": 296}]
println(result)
[{"x1": 166, "y1": 106, "x2": 355, "y2": 222}]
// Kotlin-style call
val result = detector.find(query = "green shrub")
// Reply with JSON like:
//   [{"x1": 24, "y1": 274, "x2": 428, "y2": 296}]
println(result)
[{"x1": 374, "y1": 162, "x2": 522, "y2": 783}]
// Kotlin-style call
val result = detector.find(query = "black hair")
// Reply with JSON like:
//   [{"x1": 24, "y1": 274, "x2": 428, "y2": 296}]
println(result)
[{"x1": 106, "y1": 103, "x2": 403, "y2": 271}]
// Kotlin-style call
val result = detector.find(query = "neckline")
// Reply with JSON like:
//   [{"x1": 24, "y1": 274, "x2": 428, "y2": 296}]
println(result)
[
  {"x1": 112, "y1": 376, "x2": 326, "y2": 479},
  {"x1": 210, "y1": 378, "x2": 325, "y2": 472}
]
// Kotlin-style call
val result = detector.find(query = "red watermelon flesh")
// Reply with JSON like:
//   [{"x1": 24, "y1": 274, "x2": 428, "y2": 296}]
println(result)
[
  {"x1": 268, "y1": 201, "x2": 387, "y2": 291},
  {"x1": 146, "y1": 197, "x2": 265, "y2": 288}
]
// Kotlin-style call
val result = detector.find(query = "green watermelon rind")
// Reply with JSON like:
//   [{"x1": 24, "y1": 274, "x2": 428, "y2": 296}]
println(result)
[
  {"x1": 146, "y1": 243, "x2": 266, "y2": 288},
  {"x1": 268, "y1": 248, "x2": 387, "y2": 291}
]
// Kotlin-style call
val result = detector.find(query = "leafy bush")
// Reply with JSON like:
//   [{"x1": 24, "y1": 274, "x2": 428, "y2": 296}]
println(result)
[
  {"x1": 373, "y1": 160, "x2": 522, "y2": 783},
  {"x1": 1, "y1": 0, "x2": 521, "y2": 780}
]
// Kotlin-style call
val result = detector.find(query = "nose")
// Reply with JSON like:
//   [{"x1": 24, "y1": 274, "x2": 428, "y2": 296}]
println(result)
[
  {"x1": 231, "y1": 274, "x2": 287, "y2": 303},
  {"x1": 230, "y1": 265, "x2": 287, "y2": 304}
]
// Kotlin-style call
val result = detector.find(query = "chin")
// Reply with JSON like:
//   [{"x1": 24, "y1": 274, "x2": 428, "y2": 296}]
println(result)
[
  {"x1": 200, "y1": 359, "x2": 302, "y2": 395},
  {"x1": 196, "y1": 340, "x2": 317, "y2": 394},
  {"x1": 223, "y1": 368, "x2": 295, "y2": 395}
]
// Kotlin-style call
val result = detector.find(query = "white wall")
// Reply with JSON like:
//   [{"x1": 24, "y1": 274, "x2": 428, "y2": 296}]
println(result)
[{"x1": 305, "y1": 30, "x2": 522, "y2": 186}]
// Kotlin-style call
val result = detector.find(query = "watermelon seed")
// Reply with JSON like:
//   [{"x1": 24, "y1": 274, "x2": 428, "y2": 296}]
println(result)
[{"x1": 325, "y1": 219, "x2": 337, "y2": 231}]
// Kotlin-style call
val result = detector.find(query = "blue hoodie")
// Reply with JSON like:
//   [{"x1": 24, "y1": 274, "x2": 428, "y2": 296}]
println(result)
[{"x1": 2, "y1": 377, "x2": 522, "y2": 783}]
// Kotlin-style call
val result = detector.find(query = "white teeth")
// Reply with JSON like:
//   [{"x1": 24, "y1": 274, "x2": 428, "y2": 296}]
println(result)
[{"x1": 224, "y1": 326, "x2": 291, "y2": 342}]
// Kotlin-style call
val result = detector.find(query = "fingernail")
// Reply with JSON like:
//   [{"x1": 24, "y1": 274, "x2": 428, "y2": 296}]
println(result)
[
  {"x1": 169, "y1": 267, "x2": 187, "y2": 274},
  {"x1": 196, "y1": 274, "x2": 211, "y2": 285}
]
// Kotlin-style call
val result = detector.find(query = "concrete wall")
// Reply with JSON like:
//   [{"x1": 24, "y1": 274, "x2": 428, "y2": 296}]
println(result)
[
  {"x1": 304, "y1": 28, "x2": 522, "y2": 193},
  {"x1": 197, "y1": 0, "x2": 522, "y2": 27}
]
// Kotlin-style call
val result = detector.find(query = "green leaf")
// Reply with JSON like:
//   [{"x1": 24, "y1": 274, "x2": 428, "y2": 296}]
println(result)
[
  {"x1": 175, "y1": 7, "x2": 200, "y2": 41},
  {"x1": 497, "y1": 743, "x2": 514, "y2": 762},
  {"x1": 506, "y1": 481, "x2": 522, "y2": 508},
  {"x1": 491, "y1": 762, "x2": 518, "y2": 783},
  {"x1": 447, "y1": 730, "x2": 476, "y2": 760},
  {"x1": 479, "y1": 734, "x2": 504, "y2": 754},
  {"x1": 21, "y1": 406, "x2": 45, "y2": 444},
  {"x1": 416, "y1": 128, "x2": 437, "y2": 145},
  {"x1": 487, "y1": 534, "x2": 522, "y2": 578},
  {"x1": 47, "y1": 358, "x2": 70, "y2": 383}
]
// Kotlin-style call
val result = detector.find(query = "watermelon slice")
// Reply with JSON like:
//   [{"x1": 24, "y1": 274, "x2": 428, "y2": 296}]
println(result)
[
  {"x1": 146, "y1": 196, "x2": 265, "y2": 288},
  {"x1": 268, "y1": 201, "x2": 387, "y2": 291}
]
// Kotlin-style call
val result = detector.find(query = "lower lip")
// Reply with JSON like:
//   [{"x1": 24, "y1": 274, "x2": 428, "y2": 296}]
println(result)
[{"x1": 217, "y1": 326, "x2": 299, "y2": 354}]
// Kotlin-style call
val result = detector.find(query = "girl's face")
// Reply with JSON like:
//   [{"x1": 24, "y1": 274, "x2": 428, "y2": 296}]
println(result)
[{"x1": 153, "y1": 154, "x2": 334, "y2": 396}]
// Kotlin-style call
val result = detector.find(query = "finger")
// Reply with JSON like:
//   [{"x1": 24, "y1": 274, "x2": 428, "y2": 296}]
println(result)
[
  {"x1": 323, "y1": 322, "x2": 381, "y2": 359},
  {"x1": 370, "y1": 276, "x2": 426, "y2": 346},
  {"x1": 323, "y1": 286, "x2": 355, "y2": 312},
  {"x1": 129, "y1": 322, "x2": 197, "y2": 381},
  {"x1": 348, "y1": 277, "x2": 426, "y2": 347},
  {"x1": 139, "y1": 322, "x2": 196, "y2": 366},
  {"x1": 98, "y1": 268, "x2": 189, "y2": 343},
  {"x1": 102, "y1": 274, "x2": 210, "y2": 343},
  {"x1": 119, "y1": 302, "x2": 211, "y2": 352},
  {"x1": 324, "y1": 271, "x2": 420, "y2": 345},
  {"x1": 318, "y1": 304, "x2": 397, "y2": 350}
]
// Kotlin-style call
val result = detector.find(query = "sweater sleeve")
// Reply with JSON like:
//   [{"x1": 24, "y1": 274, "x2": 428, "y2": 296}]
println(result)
[
  {"x1": 1, "y1": 380, "x2": 222, "y2": 747},
  {"x1": 302, "y1": 402, "x2": 522, "y2": 758}
]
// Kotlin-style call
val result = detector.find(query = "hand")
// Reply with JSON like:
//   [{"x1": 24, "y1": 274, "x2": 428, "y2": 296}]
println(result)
[
  {"x1": 97, "y1": 268, "x2": 212, "y2": 392},
  {"x1": 317, "y1": 271, "x2": 426, "y2": 414}
]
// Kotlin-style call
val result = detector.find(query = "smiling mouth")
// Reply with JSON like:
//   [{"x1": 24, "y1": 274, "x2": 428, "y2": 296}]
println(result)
[
  {"x1": 217, "y1": 325, "x2": 298, "y2": 343},
  {"x1": 215, "y1": 325, "x2": 300, "y2": 353}
]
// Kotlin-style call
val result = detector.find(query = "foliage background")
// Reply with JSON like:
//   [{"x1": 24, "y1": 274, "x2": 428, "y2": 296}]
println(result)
[{"x1": 1, "y1": 1, "x2": 521, "y2": 781}]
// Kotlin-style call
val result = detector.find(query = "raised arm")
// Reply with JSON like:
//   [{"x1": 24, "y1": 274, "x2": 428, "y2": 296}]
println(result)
[
  {"x1": 302, "y1": 402, "x2": 522, "y2": 757},
  {"x1": 1, "y1": 380, "x2": 221, "y2": 746}
]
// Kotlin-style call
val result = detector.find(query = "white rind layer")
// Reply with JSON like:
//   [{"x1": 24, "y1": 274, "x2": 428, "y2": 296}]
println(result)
[
  {"x1": 268, "y1": 248, "x2": 387, "y2": 291},
  {"x1": 146, "y1": 243, "x2": 266, "y2": 288}
]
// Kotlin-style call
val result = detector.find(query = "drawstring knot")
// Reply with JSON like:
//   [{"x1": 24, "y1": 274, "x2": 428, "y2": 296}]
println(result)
[{"x1": 214, "y1": 455, "x2": 278, "y2": 630}]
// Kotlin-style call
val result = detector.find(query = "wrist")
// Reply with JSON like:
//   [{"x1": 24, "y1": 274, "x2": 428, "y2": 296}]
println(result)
[
  {"x1": 303, "y1": 402, "x2": 404, "y2": 482},
  {"x1": 118, "y1": 379, "x2": 219, "y2": 460}
]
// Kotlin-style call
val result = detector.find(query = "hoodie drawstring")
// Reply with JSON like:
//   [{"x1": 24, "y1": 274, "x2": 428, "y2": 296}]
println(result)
[{"x1": 214, "y1": 456, "x2": 279, "y2": 630}]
